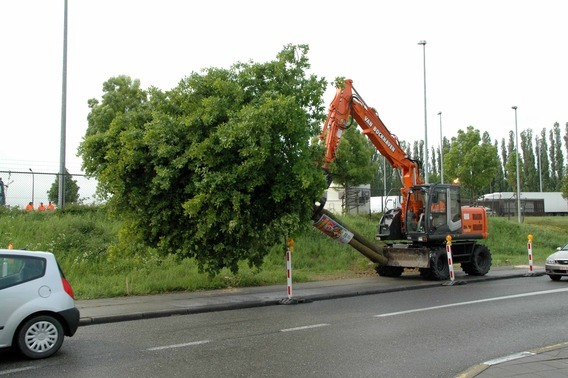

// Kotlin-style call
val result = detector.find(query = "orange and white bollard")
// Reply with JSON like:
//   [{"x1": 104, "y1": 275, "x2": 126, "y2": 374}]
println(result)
[
  {"x1": 442, "y1": 235, "x2": 465, "y2": 286},
  {"x1": 527, "y1": 234, "x2": 533, "y2": 274},
  {"x1": 445, "y1": 235, "x2": 455, "y2": 283},
  {"x1": 280, "y1": 238, "x2": 307, "y2": 304},
  {"x1": 286, "y1": 238, "x2": 294, "y2": 298},
  {"x1": 524, "y1": 234, "x2": 538, "y2": 277}
]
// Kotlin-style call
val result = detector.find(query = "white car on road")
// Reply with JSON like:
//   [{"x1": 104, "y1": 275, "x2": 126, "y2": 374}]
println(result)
[
  {"x1": 0, "y1": 249, "x2": 79, "y2": 359},
  {"x1": 545, "y1": 243, "x2": 568, "y2": 281}
]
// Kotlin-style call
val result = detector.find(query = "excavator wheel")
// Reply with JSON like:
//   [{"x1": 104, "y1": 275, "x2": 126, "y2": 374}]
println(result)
[
  {"x1": 375, "y1": 265, "x2": 404, "y2": 278},
  {"x1": 461, "y1": 244, "x2": 492, "y2": 276},
  {"x1": 419, "y1": 249, "x2": 449, "y2": 280}
]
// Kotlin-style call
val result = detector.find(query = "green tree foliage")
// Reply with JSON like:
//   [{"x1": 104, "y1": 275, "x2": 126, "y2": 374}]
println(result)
[
  {"x1": 539, "y1": 128, "x2": 553, "y2": 191},
  {"x1": 430, "y1": 146, "x2": 437, "y2": 180},
  {"x1": 328, "y1": 126, "x2": 378, "y2": 212},
  {"x1": 499, "y1": 138, "x2": 511, "y2": 191},
  {"x1": 47, "y1": 169, "x2": 80, "y2": 205},
  {"x1": 520, "y1": 129, "x2": 538, "y2": 191},
  {"x1": 78, "y1": 44, "x2": 328, "y2": 274},
  {"x1": 500, "y1": 138, "x2": 511, "y2": 192},
  {"x1": 563, "y1": 122, "x2": 568, "y2": 199},
  {"x1": 564, "y1": 122, "x2": 568, "y2": 158},
  {"x1": 535, "y1": 135, "x2": 543, "y2": 191},
  {"x1": 561, "y1": 172, "x2": 568, "y2": 200},
  {"x1": 490, "y1": 139, "x2": 505, "y2": 193},
  {"x1": 549, "y1": 126, "x2": 559, "y2": 190},
  {"x1": 329, "y1": 126, "x2": 378, "y2": 187},
  {"x1": 370, "y1": 140, "x2": 408, "y2": 197},
  {"x1": 412, "y1": 140, "x2": 423, "y2": 168},
  {"x1": 444, "y1": 126, "x2": 499, "y2": 200},
  {"x1": 505, "y1": 150, "x2": 524, "y2": 194},
  {"x1": 553, "y1": 123, "x2": 565, "y2": 188}
]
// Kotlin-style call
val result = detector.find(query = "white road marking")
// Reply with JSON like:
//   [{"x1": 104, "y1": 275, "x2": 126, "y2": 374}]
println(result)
[
  {"x1": 147, "y1": 339, "x2": 211, "y2": 351},
  {"x1": 280, "y1": 323, "x2": 330, "y2": 332},
  {"x1": 0, "y1": 366, "x2": 39, "y2": 375},
  {"x1": 375, "y1": 287, "x2": 568, "y2": 318},
  {"x1": 484, "y1": 351, "x2": 534, "y2": 365}
]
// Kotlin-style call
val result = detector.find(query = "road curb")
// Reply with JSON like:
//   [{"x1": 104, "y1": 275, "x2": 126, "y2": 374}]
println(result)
[
  {"x1": 78, "y1": 272, "x2": 529, "y2": 326},
  {"x1": 79, "y1": 299, "x2": 281, "y2": 326},
  {"x1": 456, "y1": 341, "x2": 568, "y2": 377}
]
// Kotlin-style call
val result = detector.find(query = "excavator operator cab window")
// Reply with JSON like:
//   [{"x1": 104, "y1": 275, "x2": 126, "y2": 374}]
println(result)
[
  {"x1": 427, "y1": 185, "x2": 462, "y2": 234},
  {"x1": 406, "y1": 189, "x2": 426, "y2": 233},
  {"x1": 447, "y1": 186, "x2": 462, "y2": 232},
  {"x1": 429, "y1": 187, "x2": 448, "y2": 233}
]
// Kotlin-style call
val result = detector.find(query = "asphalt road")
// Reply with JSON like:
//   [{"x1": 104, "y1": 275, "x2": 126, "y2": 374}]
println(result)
[{"x1": 1, "y1": 275, "x2": 567, "y2": 377}]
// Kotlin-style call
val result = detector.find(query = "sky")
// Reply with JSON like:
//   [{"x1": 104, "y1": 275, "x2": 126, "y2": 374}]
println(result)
[{"x1": 1, "y1": 0, "x2": 567, "y2": 204}]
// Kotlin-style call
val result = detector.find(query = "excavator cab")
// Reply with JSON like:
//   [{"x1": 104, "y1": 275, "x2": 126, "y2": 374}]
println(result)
[
  {"x1": 404, "y1": 184, "x2": 463, "y2": 242},
  {"x1": 376, "y1": 185, "x2": 466, "y2": 242}
]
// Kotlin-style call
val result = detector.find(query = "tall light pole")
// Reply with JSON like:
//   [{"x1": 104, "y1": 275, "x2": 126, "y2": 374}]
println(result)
[
  {"x1": 437, "y1": 111, "x2": 444, "y2": 184},
  {"x1": 512, "y1": 106, "x2": 521, "y2": 223},
  {"x1": 29, "y1": 168, "x2": 35, "y2": 206},
  {"x1": 59, "y1": 0, "x2": 68, "y2": 208},
  {"x1": 418, "y1": 40, "x2": 428, "y2": 183},
  {"x1": 537, "y1": 138, "x2": 542, "y2": 192}
]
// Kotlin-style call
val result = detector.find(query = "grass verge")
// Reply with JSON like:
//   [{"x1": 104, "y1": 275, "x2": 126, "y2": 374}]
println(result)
[{"x1": 1, "y1": 206, "x2": 566, "y2": 299}]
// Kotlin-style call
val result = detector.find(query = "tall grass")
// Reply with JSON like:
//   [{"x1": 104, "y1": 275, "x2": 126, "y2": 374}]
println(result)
[
  {"x1": 484, "y1": 216, "x2": 568, "y2": 265},
  {"x1": 1, "y1": 206, "x2": 567, "y2": 299}
]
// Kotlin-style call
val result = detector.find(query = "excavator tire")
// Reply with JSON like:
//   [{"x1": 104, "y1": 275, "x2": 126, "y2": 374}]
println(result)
[
  {"x1": 375, "y1": 265, "x2": 404, "y2": 278},
  {"x1": 419, "y1": 249, "x2": 449, "y2": 280},
  {"x1": 461, "y1": 244, "x2": 492, "y2": 276}
]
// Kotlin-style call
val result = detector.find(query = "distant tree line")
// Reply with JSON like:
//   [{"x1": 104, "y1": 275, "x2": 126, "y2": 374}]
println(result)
[{"x1": 370, "y1": 122, "x2": 568, "y2": 202}]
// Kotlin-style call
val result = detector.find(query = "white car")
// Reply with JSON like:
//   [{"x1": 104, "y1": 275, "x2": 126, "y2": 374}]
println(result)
[
  {"x1": 0, "y1": 249, "x2": 79, "y2": 359},
  {"x1": 545, "y1": 243, "x2": 568, "y2": 281}
]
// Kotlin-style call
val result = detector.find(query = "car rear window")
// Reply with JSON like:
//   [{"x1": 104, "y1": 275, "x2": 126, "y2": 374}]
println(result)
[{"x1": 0, "y1": 256, "x2": 46, "y2": 289}]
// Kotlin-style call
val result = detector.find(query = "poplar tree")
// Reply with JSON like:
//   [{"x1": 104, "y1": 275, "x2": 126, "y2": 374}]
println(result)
[
  {"x1": 540, "y1": 128, "x2": 553, "y2": 191},
  {"x1": 500, "y1": 139, "x2": 511, "y2": 191},
  {"x1": 520, "y1": 129, "x2": 538, "y2": 191},
  {"x1": 553, "y1": 123, "x2": 565, "y2": 188},
  {"x1": 549, "y1": 127, "x2": 559, "y2": 190}
]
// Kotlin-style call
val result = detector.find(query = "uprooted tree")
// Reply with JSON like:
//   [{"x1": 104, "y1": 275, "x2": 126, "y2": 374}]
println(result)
[{"x1": 78, "y1": 44, "x2": 329, "y2": 274}]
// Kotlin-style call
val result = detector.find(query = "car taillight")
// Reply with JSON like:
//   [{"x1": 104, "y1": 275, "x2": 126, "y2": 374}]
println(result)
[{"x1": 62, "y1": 277, "x2": 75, "y2": 299}]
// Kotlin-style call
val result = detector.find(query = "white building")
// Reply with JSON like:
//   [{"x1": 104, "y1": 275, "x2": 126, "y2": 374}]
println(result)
[
  {"x1": 324, "y1": 184, "x2": 371, "y2": 215},
  {"x1": 478, "y1": 192, "x2": 568, "y2": 216}
]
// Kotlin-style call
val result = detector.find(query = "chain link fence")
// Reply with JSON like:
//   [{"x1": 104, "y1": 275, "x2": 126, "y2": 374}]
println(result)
[{"x1": 0, "y1": 170, "x2": 98, "y2": 209}]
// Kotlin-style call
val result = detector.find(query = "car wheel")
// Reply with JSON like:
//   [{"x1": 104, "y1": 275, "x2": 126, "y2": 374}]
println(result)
[
  {"x1": 16, "y1": 315, "x2": 64, "y2": 359},
  {"x1": 549, "y1": 274, "x2": 562, "y2": 281}
]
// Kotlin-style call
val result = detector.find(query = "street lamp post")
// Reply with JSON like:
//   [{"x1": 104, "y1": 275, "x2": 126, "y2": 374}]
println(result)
[
  {"x1": 437, "y1": 111, "x2": 444, "y2": 184},
  {"x1": 512, "y1": 106, "x2": 521, "y2": 223},
  {"x1": 29, "y1": 168, "x2": 34, "y2": 206},
  {"x1": 537, "y1": 138, "x2": 542, "y2": 192},
  {"x1": 59, "y1": 0, "x2": 69, "y2": 209},
  {"x1": 418, "y1": 40, "x2": 428, "y2": 184}
]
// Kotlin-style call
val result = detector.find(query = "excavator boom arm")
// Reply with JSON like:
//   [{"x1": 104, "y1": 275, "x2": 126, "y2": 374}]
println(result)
[{"x1": 321, "y1": 79, "x2": 423, "y2": 205}]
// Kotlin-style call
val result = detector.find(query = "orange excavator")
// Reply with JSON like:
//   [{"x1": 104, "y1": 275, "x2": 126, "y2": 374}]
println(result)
[{"x1": 313, "y1": 79, "x2": 491, "y2": 279}]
